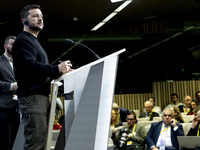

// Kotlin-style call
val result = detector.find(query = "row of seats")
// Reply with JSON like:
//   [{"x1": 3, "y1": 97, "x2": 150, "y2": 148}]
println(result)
[
  {"x1": 122, "y1": 120, "x2": 192, "y2": 135},
  {"x1": 136, "y1": 115, "x2": 193, "y2": 123}
]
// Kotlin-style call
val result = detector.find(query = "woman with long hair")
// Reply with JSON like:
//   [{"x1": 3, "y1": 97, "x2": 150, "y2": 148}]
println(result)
[{"x1": 172, "y1": 106, "x2": 185, "y2": 123}]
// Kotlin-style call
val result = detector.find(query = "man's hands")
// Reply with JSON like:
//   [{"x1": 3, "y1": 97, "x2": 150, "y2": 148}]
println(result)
[
  {"x1": 58, "y1": 60, "x2": 73, "y2": 74},
  {"x1": 11, "y1": 82, "x2": 18, "y2": 91},
  {"x1": 170, "y1": 119, "x2": 177, "y2": 127}
]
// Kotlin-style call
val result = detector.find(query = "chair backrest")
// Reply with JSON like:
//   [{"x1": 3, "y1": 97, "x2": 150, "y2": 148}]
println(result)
[
  {"x1": 182, "y1": 115, "x2": 194, "y2": 123},
  {"x1": 137, "y1": 117, "x2": 149, "y2": 121},
  {"x1": 181, "y1": 112, "x2": 187, "y2": 116},
  {"x1": 180, "y1": 123, "x2": 192, "y2": 135},
  {"x1": 132, "y1": 109, "x2": 140, "y2": 117},
  {"x1": 153, "y1": 116, "x2": 162, "y2": 121},
  {"x1": 137, "y1": 120, "x2": 158, "y2": 127}
]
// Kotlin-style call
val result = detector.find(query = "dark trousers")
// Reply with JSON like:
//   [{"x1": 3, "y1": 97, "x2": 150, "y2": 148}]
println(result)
[
  {"x1": 0, "y1": 108, "x2": 20, "y2": 150},
  {"x1": 18, "y1": 95, "x2": 50, "y2": 150}
]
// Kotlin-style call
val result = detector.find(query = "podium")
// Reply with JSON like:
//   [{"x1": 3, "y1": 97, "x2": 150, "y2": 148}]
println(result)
[{"x1": 12, "y1": 49, "x2": 125, "y2": 150}]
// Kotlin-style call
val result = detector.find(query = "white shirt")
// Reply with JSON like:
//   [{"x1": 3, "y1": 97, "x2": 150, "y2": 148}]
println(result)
[
  {"x1": 156, "y1": 123, "x2": 173, "y2": 148},
  {"x1": 4, "y1": 53, "x2": 13, "y2": 69}
]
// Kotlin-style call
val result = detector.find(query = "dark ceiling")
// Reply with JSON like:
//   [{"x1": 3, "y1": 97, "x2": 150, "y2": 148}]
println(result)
[{"x1": 1, "y1": 0, "x2": 200, "y2": 94}]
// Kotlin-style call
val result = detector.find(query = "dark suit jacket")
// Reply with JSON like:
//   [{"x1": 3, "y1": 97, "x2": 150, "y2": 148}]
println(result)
[
  {"x1": 119, "y1": 108, "x2": 129, "y2": 122},
  {"x1": 139, "y1": 111, "x2": 159, "y2": 121},
  {"x1": 145, "y1": 121, "x2": 184, "y2": 150},
  {"x1": 187, "y1": 121, "x2": 200, "y2": 136},
  {"x1": 0, "y1": 54, "x2": 17, "y2": 108}
]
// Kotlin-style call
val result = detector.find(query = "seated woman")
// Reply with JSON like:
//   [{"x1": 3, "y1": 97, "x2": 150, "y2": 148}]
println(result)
[
  {"x1": 172, "y1": 106, "x2": 185, "y2": 123},
  {"x1": 190, "y1": 100, "x2": 199, "y2": 115},
  {"x1": 110, "y1": 109, "x2": 123, "y2": 135}
]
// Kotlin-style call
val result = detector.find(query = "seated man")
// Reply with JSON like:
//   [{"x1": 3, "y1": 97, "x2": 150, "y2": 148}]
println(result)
[
  {"x1": 167, "y1": 93, "x2": 183, "y2": 108},
  {"x1": 112, "y1": 111, "x2": 146, "y2": 150},
  {"x1": 187, "y1": 109, "x2": 200, "y2": 136},
  {"x1": 178, "y1": 95, "x2": 192, "y2": 115},
  {"x1": 149, "y1": 97, "x2": 162, "y2": 114},
  {"x1": 139, "y1": 101, "x2": 159, "y2": 121},
  {"x1": 145, "y1": 107, "x2": 184, "y2": 150}
]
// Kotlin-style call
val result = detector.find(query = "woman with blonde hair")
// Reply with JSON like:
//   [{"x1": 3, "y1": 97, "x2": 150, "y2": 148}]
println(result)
[
  {"x1": 110, "y1": 109, "x2": 122, "y2": 128},
  {"x1": 172, "y1": 106, "x2": 185, "y2": 123}
]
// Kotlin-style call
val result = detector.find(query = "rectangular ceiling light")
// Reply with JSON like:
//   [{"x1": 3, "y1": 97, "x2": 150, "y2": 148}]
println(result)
[
  {"x1": 115, "y1": 0, "x2": 132, "y2": 12},
  {"x1": 103, "y1": 12, "x2": 117, "y2": 22},
  {"x1": 91, "y1": 0, "x2": 132, "y2": 31},
  {"x1": 111, "y1": 0, "x2": 125, "y2": 3},
  {"x1": 91, "y1": 22, "x2": 105, "y2": 31}
]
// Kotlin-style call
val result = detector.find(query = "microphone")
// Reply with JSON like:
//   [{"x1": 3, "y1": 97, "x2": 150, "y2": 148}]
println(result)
[{"x1": 65, "y1": 39, "x2": 100, "y2": 59}]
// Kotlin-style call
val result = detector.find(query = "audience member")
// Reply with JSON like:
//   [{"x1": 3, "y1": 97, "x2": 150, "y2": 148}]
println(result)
[
  {"x1": 171, "y1": 106, "x2": 185, "y2": 123},
  {"x1": 178, "y1": 95, "x2": 192, "y2": 115},
  {"x1": 167, "y1": 93, "x2": 183, "y2": 108},
  {"x1": 191, "y1": 100, "x2": 198, "y2": 115},
  {"x1": 144, "y1": 97, "x2": 162, "y2": 114},
  {"x1": 195, "y1": 91, "x2": 200, "y2": 105},
  {"x1": 111, "y1": 109, "x2": 123, "y2": 129},
  {"x1": 0, "y1": 36, "x2": 20, "y2": 150},
  {"x1": 112, "y1": 111, "x2": 146, "y2": 150},
  {"x1": 113, "y1": 103, "x2": 129, "y2": 122},
  {"x1": 139, "y1": 101, "x2": 159, "y2": 121},
  {"x1": 187, "y1": 109, "x2": 200, "y2": 136},
  {"x1": 145, "y1": 107, "x2": 184, "y2": 150}
]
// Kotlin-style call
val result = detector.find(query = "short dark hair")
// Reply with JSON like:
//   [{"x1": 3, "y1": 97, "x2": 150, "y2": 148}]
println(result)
[
  {"x1": 171, "y1": 93, "x2": 178, "y2": 98},
  {"x1": 149, "y1": 97, "x2": 155, "y2": 102},
  {"x1": 191, "y1": 99, "x2": 198, "y2": 106},
  {"x1": 127, "y1": 110, "x2": 136, "y2": 119},
  {"x1": 195, "y1": 91, "x2": 200, "y2": 98},
  {"x1": 20, "y1": 4, "x2": 41, "y2": 19},
  {"x1": 4, "y1": 36, "x2": 16, "y2": 45}
]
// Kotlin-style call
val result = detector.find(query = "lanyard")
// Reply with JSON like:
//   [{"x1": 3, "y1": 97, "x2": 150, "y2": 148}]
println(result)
[
  {"x1": 197, "y1": 124, "x2": 200, "y2": 136},
  {"x1": 160, "y1": 125, "x2": 170, "y2": 133},
  {"x1": 183, "y1": 107, "x2": 190, "y2": 114},
  {"x1": 128, "y1": 124, "x2": 136, "y2": 135},
  {"x1": 148, "y1": 110, "x2": 153, "y2": 119}
]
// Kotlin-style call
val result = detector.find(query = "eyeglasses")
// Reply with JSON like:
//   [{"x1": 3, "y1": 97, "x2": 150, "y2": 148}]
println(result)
[{"x1": 126, "y1": 118, "x2": 134, "y2": 121}]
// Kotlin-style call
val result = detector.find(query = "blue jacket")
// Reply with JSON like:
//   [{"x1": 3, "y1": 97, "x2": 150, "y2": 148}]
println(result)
[{"x1": 145, "y1": 121, "x2": 184, "y2": 150}]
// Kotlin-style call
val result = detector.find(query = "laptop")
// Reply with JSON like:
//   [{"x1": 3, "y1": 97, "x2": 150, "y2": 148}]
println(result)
[{"x1": 177, "y1": 136, "x2": 200, "y2": 149}]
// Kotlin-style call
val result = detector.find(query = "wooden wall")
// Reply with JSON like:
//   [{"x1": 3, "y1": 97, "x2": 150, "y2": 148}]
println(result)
[{"x1": 113, "y1": 80, "x2": 200, "y2": 113}]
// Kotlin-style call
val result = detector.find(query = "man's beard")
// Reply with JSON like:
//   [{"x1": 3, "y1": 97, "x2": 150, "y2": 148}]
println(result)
[
  {"x1": 7, "y1": 47, "x2": 12, "y2": 56},
  {"x1": 28, "y1": 23, "x2": 43, "y2": 31}
]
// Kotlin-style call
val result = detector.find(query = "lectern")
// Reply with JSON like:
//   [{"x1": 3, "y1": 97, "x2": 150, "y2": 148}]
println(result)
[{"x1": 13, "y1": 49, "x2": 125, "y2": 150}]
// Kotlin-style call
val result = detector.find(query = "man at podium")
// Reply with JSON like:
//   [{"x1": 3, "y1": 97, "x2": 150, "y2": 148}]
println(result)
[{"x1": 12, "y1": 4, "x2": 73, "y2": 150}]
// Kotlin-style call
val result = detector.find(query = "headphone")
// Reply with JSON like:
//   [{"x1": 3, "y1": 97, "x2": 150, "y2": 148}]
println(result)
[{"x1": 24, "y1": 19, "x2": 29, "y2": 26}]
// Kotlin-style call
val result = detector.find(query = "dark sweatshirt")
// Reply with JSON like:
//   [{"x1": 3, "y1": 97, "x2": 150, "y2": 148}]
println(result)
[{"x1": 12, "y1": 31, "x2": 59, "y2": 98}]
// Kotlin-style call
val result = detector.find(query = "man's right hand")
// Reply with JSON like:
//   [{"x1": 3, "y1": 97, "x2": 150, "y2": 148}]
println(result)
[
  {"x1": 58, "y1": 60, "x2": 73, "y2": 74},
  {"x1": 11, "y1": 82, "x2": 18, "y2": 91}
]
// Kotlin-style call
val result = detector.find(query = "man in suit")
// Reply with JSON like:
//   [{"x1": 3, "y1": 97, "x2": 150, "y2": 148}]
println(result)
[
  {"x1": 113, "y1": 103, "x2": 129, "y2": 122},
  {"x1": 0, "y1": 36, "x2": 20, "y2": 150},
  {"x1": 139, "y1": 101, "x2": 159, "y2": 121},
  {"x1": 112, "y1": 111, "x2": 146, "y2": 150},
  {"x1": 145, "y1": 107, "x2": 184, "y2": 150}
]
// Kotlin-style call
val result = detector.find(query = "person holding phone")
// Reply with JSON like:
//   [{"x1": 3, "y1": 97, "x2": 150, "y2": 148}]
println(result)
[{"x1": 145, "y1": 107, "x2": 184, "y2": 150}]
